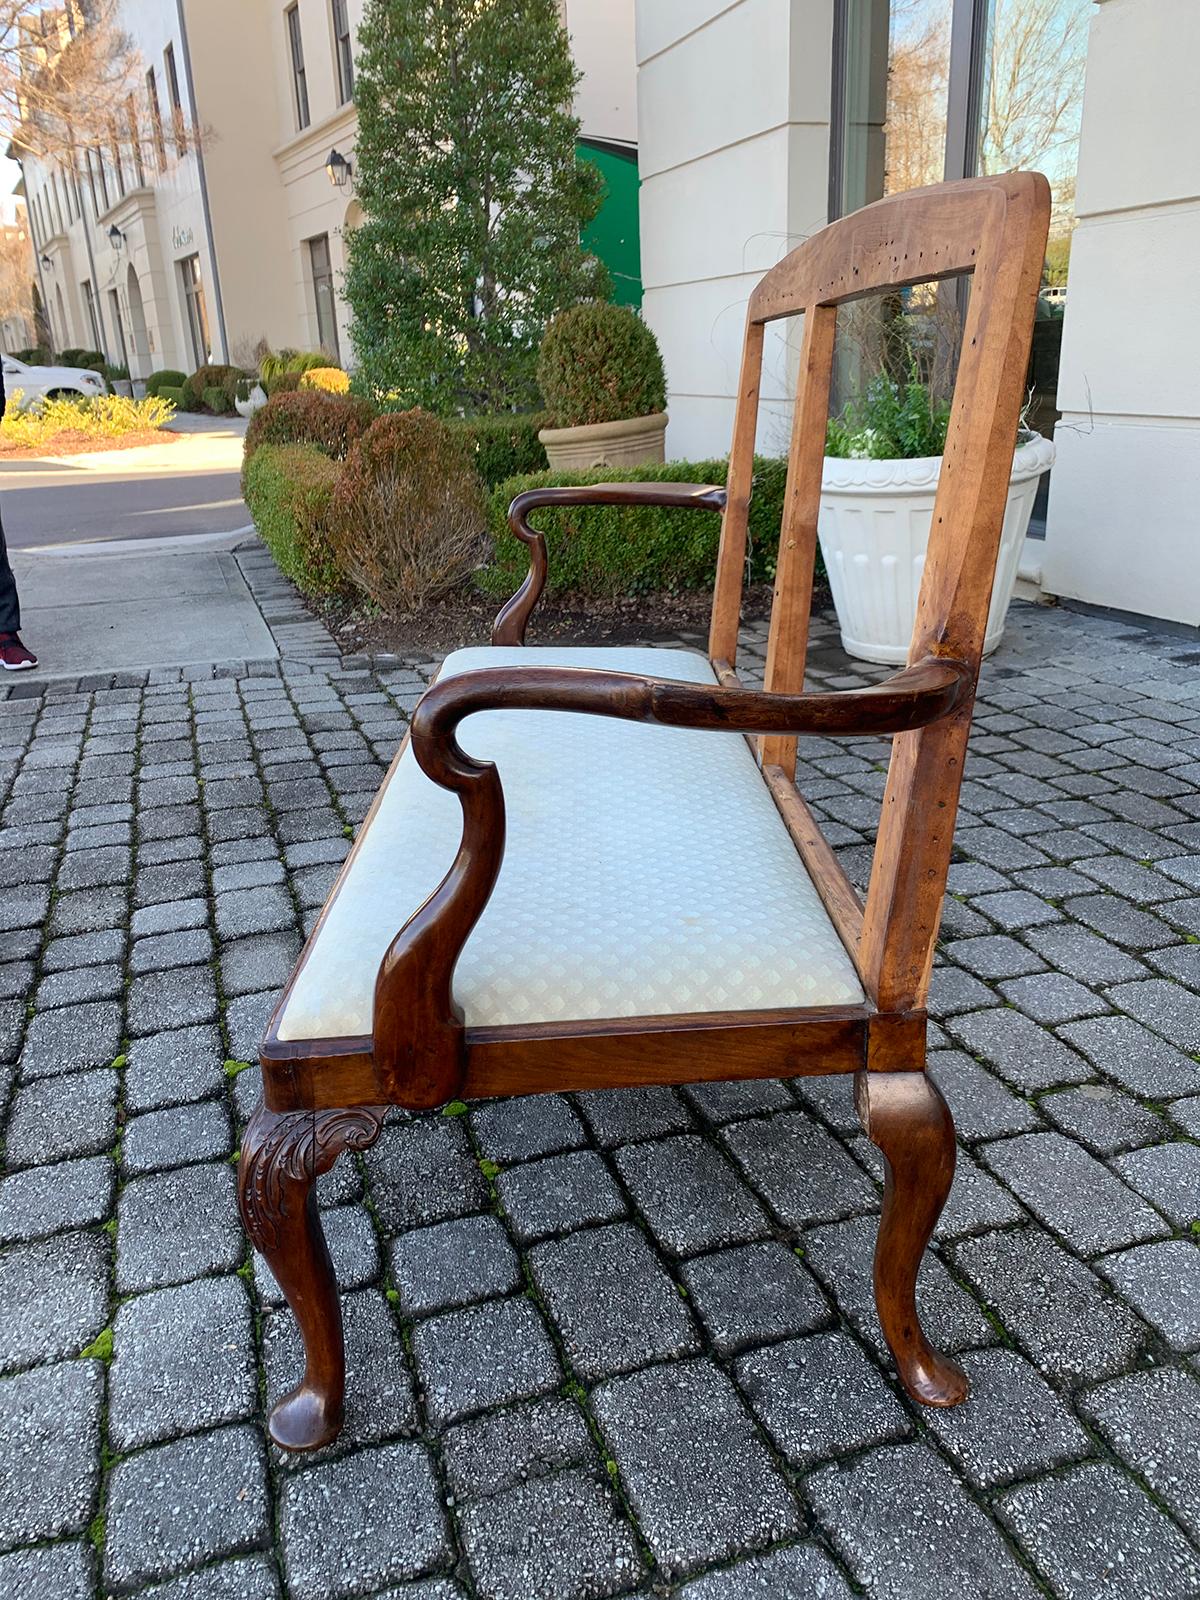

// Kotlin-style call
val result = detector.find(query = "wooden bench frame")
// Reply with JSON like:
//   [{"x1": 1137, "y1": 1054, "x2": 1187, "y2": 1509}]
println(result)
[{"x1": 240, "y1": 173, "x2": 1050, "y2": 1452}]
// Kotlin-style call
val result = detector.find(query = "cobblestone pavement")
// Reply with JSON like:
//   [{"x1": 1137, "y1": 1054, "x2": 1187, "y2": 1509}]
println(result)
[{"x1": 1, "y1": 584, "x2": 1199, "y2": 1600}]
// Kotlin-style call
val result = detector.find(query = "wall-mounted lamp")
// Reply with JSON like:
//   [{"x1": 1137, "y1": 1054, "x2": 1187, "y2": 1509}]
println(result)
[
  {"x1": 107, "y1": 224, "x2": 125, "y2": 251},
  {"x1": 325, "y1": 147, "x2": 352, "y2": 188},
  {"x1": 39, "y1": 252, "x2": 53, "y2": 270}
]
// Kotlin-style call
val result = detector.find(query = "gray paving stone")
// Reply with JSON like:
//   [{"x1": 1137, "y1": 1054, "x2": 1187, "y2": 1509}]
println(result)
[
  {"x1": 130, "y1": 896, "x2": 208, "y2": 938},
  {"x1": 214, "y1": 885, "x2": 296, "y2": 939},
  {"x1": 41, "y1": 926, "x2": 126, "y2": 972},
  {"x1": 681, "y1": 1077, "x2": 796, "y2": 1123},
  {"x1": 1079, "y1": 1367, "x2": 1200, "y2": 1541},
  {"x1": 109, "y1": 1276, "x2": 256, "y2": 1450},
  {"x1": 981, "y1": 1131, "x2": 1168, "y2": 1254},
  {"x1": 1058, "y1": 1014, "x2": 1200, "y2": 1098},
  {"x1": 496, "y1": 1149, "x2": 626, "y2": 1244},
  {"x1": 0, "y1": 1541, "x2": 93, "y2": 1600},
  {"x1": 804, "y1": 1215, "x2": 993, "y2": 1359},
  {"x1": 470, "y1": 1094, "x2": 586, "y2": 1163},
  {"x1": 130, "y1": 927, "x2": 214, "y2": 974},
  {"x1": 953, "y1": 1226, "x2": 1146, "y2": 1381},
  {"x1": 1040, "y1": 1082, "x2": 1166, "y2": 1156},
  {"x1": 255, "y1": 1204, "x2": 380, "y2": 1305},
  {"x1": 1170, "y1": 1094, "x2": 1200, "y2": 1137},
  {"x1": 219, "y1": 931, "x2": 302, "y2": 998},
  {"x1": 808, "y1": 1441, "x2": 1041, "y2": 1599},
  {"x1": 0, "y1": 1359, "x2": 103, "y2": 1551},
  {"x1": 279, "y1": 1441, "x2": 451, "y2": 1600},
  {"x1": 574, "y1": 1085, "x2": 692, "y2": 1147},
  {"x1": 4, "y1": 1068, "x2": 118, "y2": 1167},
  {"x1": 1025, "y1": 921, "x2": 1150, "y2": 984},
  {"x1": 263, "y1": 1288, "x2": 417, "y2": 1453},
  {"x1": 18, "y1": 1000, "x2": 121, "y2": 1080},
  {"x1": 35, "y1": 961, "x2": 123, "y2": 1009},
  {"x1": 927, "y1": 963, "x2": 998, "y2": 1016},
  {"x1": 947, "y1": 1008, "x2": 1090, "y2": 1091},
  {"x1": 367, "y1": 1117, "x2": 489, "y2": 1231},
  {"x1": 412, "y1": 1296, "x2": 561, "y2": 1427},
  {"x1": 944, "y1": 934, "x2": 1045, "y2": 980},
  {"x1": 387, "y1": 1214, "x2": 519, "y2": 1316},
  {"x1": 0, "y1": 1155, "x2": 113, "y2": 1244},
  {"x1": 1065, "y1": 893, "x2": 1178, "y2": 951},
  {"x1": 999, "y1": 970, "x2": 1110, "y2": 1024},
  {"x1": 736, "y1": 1329, "x2": 909, "y2": 1466},
  {"x1": 125, "y1": 1024, "x2": 226, "y2": 1113},
  {"x1": 223, "y1": 990, "x2": 275, "y2": 1063},
  {"x1": 614, "y1": 1135, "x2": 770, "y2": 1257},
  {"x1": 721, "y1": 1111, "x2": 877, "y2": 1229},
  {"x1": 136, "y1": 1554, "x2": 280, "y2": 1600},
  {"x1": 970, "y1": 888, "x2": 1062, "y2": 930},
  {"x1": 116, "y1": 1161, "x2": 242, "y2": 1293},
  {"x1": 127, "y1": 966, "x2": 219, "y2": 1037},
  {"x1": 123, "y1": 1101, "x2": 233, "y2": 1174},
  {"x1": 921, "y1": 1346, "x2": 1091, "y2": 1487},
  {"x1": 999, "y1": 1463, "x2": 1200, "y2": 1600},
  {"x1": 0, "y1": 1230, "x2": 108, "y2": 1371},
  {"x1": 46, "y1": 885, "x2": 121, "y2": 935},
  {"x1": 441, "y1": 1395, "x2": 596, "y2": 1503},
  {"x1": 681, "y1": 1240, "x2": 830, "y2": 1356},
  {"x1": 592, "y1": 1358, "x2": 801, "y2": 1580},
  {"x1": 104, "y1": 1425, "x2": 271, "y2": 1592},
  {"x1": 1098, "y1": 1240, "x2": 1200, "y2": 1351},
  {"x1": 529, "y1": 1222, "x2": 700, "y2": 1382},
  {"x1": 1113, "y1": 1141, "x2": 1200, "y2": 1227},
  {"x1": 927, "y1": 1049, "x2": 1043, "y2": 1140},
  {"x1": 676, "y1": 1544, "x2": 856, "y2": 1600},
  {"x1": 456, "y1": 1468, "x2": 642, "y2": 1600}
]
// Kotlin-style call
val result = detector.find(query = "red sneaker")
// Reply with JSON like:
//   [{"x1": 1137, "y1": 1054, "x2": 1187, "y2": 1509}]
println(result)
[{"x1": 0, "y1": 633, "x2": 37, "y2": 671}]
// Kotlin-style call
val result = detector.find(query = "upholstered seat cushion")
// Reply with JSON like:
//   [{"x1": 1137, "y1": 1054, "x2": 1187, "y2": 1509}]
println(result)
[{"x1": 275, "y1": 645, "x2": 864, "y2": 1041}]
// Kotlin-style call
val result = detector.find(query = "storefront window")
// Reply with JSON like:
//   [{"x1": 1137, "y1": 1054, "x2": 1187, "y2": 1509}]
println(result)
[
  {"x1": 179, "y1": 253, "x2": 211, "y2": 367},
  {"x1": 307, "y1": 234, "x2": 340, "y2": 361}
]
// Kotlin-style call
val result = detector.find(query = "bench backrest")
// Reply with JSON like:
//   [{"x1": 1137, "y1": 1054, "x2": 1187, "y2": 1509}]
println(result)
[{"x1": 709, "y1": 174, "x2": 1050, "y2": 1013}]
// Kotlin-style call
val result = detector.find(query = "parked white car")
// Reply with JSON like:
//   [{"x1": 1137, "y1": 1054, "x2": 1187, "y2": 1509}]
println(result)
[{"x1": 1, "y1": 354, "x2": 107, "y2": 410}]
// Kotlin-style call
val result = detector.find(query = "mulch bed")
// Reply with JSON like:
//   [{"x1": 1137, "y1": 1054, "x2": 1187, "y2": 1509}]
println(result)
[
  {"x1": 0, "y1": 430, "x2": 181, "y2": 460},
  {"x1": 318, "y1": 581, "x2": 785, "y2": 658}
]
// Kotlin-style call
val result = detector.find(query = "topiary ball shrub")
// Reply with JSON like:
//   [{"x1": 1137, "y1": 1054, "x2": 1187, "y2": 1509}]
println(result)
[
  {"x1": 536, "y1": 303, "x2": 667, "y2": 428},
  {"x1": 328, "y1": 410, "x2": 487, "y2": 611},
  {"x1": 183, "y1": 364, "x2": 246, "y2": 411},
  {"x1": 242, "y1": 390, "x2": 376, "y2": 484},
  {"x1": 146, "y1": 369, "x2": 187, "y2": 398},
  {"x1": 299, "y1": 366, "x2": 351, "y2": 395}
]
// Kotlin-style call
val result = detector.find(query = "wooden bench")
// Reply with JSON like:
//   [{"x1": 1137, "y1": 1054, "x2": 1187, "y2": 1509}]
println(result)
[{"x1": 239, "y1": 172, "x2": 1051, "y2": 1452}]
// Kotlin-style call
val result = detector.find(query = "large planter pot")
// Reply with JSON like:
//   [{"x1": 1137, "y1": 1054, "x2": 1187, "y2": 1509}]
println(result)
[
  {"x1": 538, "y1": 412, "x2": 668, "y2": 471},
  {"x1": 235, "y1": 383, "x2": 268, "y2": 419},
  {"x1": 817, "y1": 431, "x2": 1056, "y2": 663},
  {"x1": 131, "y1": 379, "x2": 148, "y2": 399},
  {"x1": 110, "y1": 379, "x2": 133, "y2": 398}
]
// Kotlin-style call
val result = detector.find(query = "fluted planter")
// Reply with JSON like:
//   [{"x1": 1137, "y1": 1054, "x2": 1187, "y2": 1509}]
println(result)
[
  {"x1": 818, "y1": 432, "x2": 1055, "y2": 663},
  {"x1": 538, "y1": 412, "x2": 668, "y2": 471}
]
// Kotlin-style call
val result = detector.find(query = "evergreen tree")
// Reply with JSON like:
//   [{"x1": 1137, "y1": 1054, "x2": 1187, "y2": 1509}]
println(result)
[{"x1": 345, "y1": 0, "x2": 608, "y2": 415}]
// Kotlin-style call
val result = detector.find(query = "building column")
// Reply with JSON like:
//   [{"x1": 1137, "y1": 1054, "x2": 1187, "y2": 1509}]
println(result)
[
  {"x1": 1042, "y1": 0, "x2": 1200, "y2": 626},
  {"x1": 635, "y1": 0, "x2": 835, "y2": 461}
]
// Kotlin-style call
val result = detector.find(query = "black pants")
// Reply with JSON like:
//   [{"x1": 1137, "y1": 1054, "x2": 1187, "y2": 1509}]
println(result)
[{"x1": 0, "y1": 501, "x2": 19, "y2": 634}]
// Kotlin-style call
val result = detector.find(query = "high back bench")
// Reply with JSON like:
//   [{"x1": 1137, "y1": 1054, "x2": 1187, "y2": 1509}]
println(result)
[{"x1": 240, "y1": 172, "x2": 1051, "y2": 1452}]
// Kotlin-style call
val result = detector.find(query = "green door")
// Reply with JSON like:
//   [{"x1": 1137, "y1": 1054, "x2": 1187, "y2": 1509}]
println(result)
[{"x1": 578, "y1": 138, "x2": 642, "y2": 309}]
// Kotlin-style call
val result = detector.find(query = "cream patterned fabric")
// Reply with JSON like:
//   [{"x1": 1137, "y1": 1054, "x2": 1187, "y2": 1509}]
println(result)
[{"x1": 276, "y1": 645, "x2": 864, "y2": 1041}]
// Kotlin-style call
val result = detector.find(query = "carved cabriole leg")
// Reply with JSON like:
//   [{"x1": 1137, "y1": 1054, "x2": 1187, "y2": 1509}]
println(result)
[
  {"x1": 853, "y1": 1070, "x2": 969, "y2": 1408},
  {"x1": 238, "y1": 1101, "x2": 386, "y2": 1451}
]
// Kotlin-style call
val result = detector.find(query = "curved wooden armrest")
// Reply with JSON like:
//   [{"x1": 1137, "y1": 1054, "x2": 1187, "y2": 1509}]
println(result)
[
  {"x1": 372, "y1": 654, "x2": 970, "y2": 1108},
  {"x1": 492, "y1": 481, "x2": 728, "y2": 645}
]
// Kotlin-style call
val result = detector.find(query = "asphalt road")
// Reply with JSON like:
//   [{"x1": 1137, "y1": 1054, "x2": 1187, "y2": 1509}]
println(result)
[{"x1": 0, "y1": 461, "x2": 248, "y2": 550}]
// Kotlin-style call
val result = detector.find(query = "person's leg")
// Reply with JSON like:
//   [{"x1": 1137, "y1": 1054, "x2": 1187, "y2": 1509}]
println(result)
[{"x1": 0, "y1": 500, "x2": 19, "y2": 635}]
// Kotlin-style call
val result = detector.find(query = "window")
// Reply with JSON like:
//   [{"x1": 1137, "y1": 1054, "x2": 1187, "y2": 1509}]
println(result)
[
  {"x1": 108, "y1": 289, "x2": 128, "y2": 368},
  {"x1": 332, "y1": 0, "x2": 354, "y2": 103},
  {"x1": 147, "y1": 66, "x2": 167, "y2": 168},
  {"x1": 127, "y1": 95, "x2": 145, "y2": 187},
  {"x1": 164, "y1": 43, "x2": 187, "y2": 155},
  {"x1": 287, "y1": 6, "x2": 310, "y2": 129},
  {"x1": 178, "y1": 253, "x2": 211, "y2": 366},
  {"x1": 81, "y1": 278, "x2": 102, "y2": 351},
  {"x1": 307, "y1": 233, "x2": 340, "y2": 360}
]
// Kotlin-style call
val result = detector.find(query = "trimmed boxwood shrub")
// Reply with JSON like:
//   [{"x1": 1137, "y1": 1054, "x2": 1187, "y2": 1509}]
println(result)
[
  {"x1": 203, "y1": 385, "x2": 233, "y2": 415},
  {"x1": 477, "y1": 457, "x2": 792, "y2": 599},
  {"x1": 146, "y1": 368, "x2": 187, "y2": 398},
  {"x1": 243, "y1": 443, "x2": 345, "y2": 596},
  {"x1": 536, "y1": 303, "x2": 667, "y2": 428},
  {"x1": 158, "y1": 385, "x2": 186, "y2": 409},
  {"x1": 182, "y1": 364, "x2": 245, "y2": 411},
  {"x1": 327, "y1": 410, "x2": 486, "y2": 610},
  {"x1": 299, "y1": 366, "x2": 351, "y2": 395},
  {"x1": 447, "y1": 413, "x2": 549, "y2": 489},
  {"x1": 242, "y1": 390, "x2": 376, "y2": 481}
]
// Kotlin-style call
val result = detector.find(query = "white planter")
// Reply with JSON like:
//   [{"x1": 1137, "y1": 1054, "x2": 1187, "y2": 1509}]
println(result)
[
  {"x1": 235, "y1": 383, "x2": 268, "y2": 419},
  {"x1": 817, "y1": 432, "x2": 1056, "y2": 663},
  {"x1": 538, "y1": 411, "x2": 667, "y2": 470}
]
